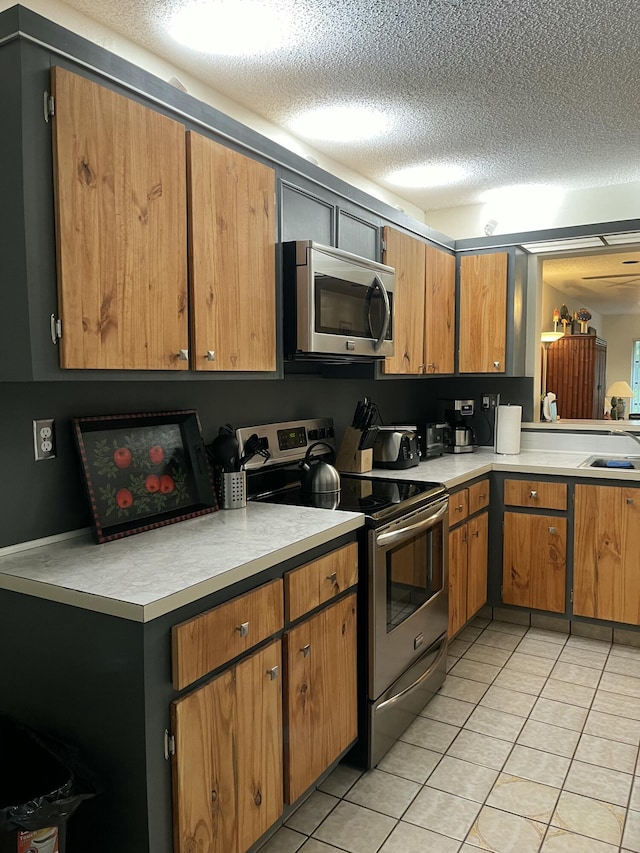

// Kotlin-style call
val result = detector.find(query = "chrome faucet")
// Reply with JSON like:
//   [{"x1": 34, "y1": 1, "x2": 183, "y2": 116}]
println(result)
[{"x1": 610, "y1": 428, "x2": 640, "y2": 448}]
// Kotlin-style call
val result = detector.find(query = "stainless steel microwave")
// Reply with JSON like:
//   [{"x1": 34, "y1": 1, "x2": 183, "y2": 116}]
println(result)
[{"x1": 283, "y1": 241, "x2": 395, "y2": 360}]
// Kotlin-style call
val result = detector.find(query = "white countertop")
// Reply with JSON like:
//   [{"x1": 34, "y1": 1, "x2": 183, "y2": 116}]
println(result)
[
  {"x1": 0, "y1": 503, "x2": 363, "y2": 622},
  {"x1": 2, "y1": 446, "x2": 639, "y2": 623}
]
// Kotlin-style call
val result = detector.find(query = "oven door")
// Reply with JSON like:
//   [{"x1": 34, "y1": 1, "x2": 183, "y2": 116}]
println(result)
[
  {"x1": 298, "y1": 246, "x2": 394, "y2": 357},
  {"x1": 369, "y1": 496, "x2": 448, "y2": 700}
]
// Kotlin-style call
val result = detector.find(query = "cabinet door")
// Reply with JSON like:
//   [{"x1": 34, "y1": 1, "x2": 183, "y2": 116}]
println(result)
[
  {"x1": 382, "y1": 227, "x2": 426, "y2": 374},
  {"x1": 448, "y1": 524, "x2": 468, "y2": 638},
  {"x1": 503, "y1": 512, "x2": 566, "y2": 612},
  {"x1": 467, "y1": 512, "x2": 488, "y2": 618},
  {"x1": 424, "y1": 245, "x2": 455, "y2": 374},
  {"x1": 574, "y1": 485, "x2": 640, "y2": 623},
  {"x1": 284, "y1": 593, "x2": 357, "y2": 804},
  {"x1": 459, "y1": 253, "x2": 507, "y2": 373},
  {"x1": 51, "y1": 67, "x2": 188, "y2": 370},
  {"x1": 171, "y1": 641, "x2": 283, "y2": 853},
  {"x1": 188, "y1": 132, "x2": 276, "y2": 371}
]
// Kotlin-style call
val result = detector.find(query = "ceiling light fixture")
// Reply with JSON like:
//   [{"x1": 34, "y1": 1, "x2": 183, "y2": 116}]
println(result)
[
  {"x1": 602, "y1": 232, "x2": 640, "y2": 246},
  {"x1": 385, "y1": 163, "x2": 467, "y2": 188},
  {"x1": 521, "y1": 237, "x2": 607, "y2": 254},
  {"x1": 168, "y1": 0, "x2": 296, "y2": 55},
  {"x1": 288, "y1": 105, "x2": 389, "y2": 144}
]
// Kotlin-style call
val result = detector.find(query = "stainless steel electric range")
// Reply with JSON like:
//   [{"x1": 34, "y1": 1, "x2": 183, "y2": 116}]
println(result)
[{"x1": 237, "y1": 418, "x2": 449, "y2": 768}]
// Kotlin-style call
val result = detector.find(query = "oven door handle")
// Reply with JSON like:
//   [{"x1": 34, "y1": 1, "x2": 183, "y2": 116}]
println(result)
[
  {"x1": 367, "y1": 275, "x2": 391, "y2": 352},
  {"x1": 376, "y1": 640, "x2": 448, "y2": 713},
  {"x1": 376, "y1": 500, "x2": 448, "y2": 547}
]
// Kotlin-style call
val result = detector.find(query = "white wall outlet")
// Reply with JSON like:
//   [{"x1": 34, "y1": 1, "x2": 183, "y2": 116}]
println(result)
[{"x1": 33, "y1": 418, "x2": 56, "y2": 461}]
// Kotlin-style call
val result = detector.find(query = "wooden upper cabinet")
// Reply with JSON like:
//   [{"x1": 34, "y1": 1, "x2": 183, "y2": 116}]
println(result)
[
  {"x1": 459, "y1": 252, "x2": 508, "y2": 373},
  {"x1": 382, "y1": 226, "x2": 426, "y2": 374},
  {"x1": 51, "y1": 67, "x2": 188, "y2": 370},
  {"x1": 187, "y1": 132, "x2": 276, "y2": 371},
  {"x1": 424, "y1": 245, "x2": 455, "y2": 374}
]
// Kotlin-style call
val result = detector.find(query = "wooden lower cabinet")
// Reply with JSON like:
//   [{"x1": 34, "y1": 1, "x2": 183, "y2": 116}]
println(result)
[
  {"x1": 449, "y1": 511, "x2": 488, "y2": 637},
  {"x1": 171, "y1": 641, "x2": 283, "y2": 853},
  {"x1": 284, "y1": 593, "x2": 357, "y2": 803},
  {"x1": 502, "y1": 513, "x2": 566, "y2": 613},
  {"x1": 574, "y1": 484, "x2": 640, "y2": 623}
]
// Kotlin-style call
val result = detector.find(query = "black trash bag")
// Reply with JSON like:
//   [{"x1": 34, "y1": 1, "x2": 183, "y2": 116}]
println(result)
[{"x1": 0, "y1": 716, "x2": 99, "y2": 852}]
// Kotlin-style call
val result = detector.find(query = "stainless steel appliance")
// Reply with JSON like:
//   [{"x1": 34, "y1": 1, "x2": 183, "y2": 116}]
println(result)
[
  {"x1": 441, "y1": 399, "x2": 477, "y2": 454},
  {"x1": 419, "y1": 422, "x2": 447, "y2": 459},
  {"x1": 283, "y1": 241, "x2": 395, "y2": 361},
  {"x1": 372, "y1": 426, "x2": 420, "y2": 469},
  {"x1": 238, "y1": 418, "x2": 448, "y2": 769}
]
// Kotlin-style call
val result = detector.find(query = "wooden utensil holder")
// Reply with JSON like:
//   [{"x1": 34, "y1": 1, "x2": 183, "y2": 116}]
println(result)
[{"x1": 335, "y1": 427, "x2": 373, "y2": 473}]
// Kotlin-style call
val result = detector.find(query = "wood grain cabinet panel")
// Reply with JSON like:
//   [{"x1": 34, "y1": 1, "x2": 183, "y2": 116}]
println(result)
[
  {"x1": 468, "y1": 479, "x2": 490, "y2": 515},
  {"x1": 546, "y1": 335, "x2": 607, "y2": 419},
  {"x1": 504, "y1": 479, "x2": 567, "y2": 511},
  {"x1": 574, "y1": 484, "x2": 640, "y2": 623},
  {"x1": 382, "y1": 227, "x2": 426, "y2": 374},
  {"x1": 467, "y1": 512, "x2": 488, "y2": 618},
  {"x1": 51, "y1": 67, "x2": 188, "y2": 370},
  {"x1": 424, "y1": 245, "x2": 455, "y2": 374},
  {"x1": 448, "y1": 524, "x2": 468, "y2": 637},
  {"x1": 171, "y1": 579, "x2": 283, "y2": 690},
  {"x1": 284, "y1": 542, "x2": 358, "y2": 622},
  {"x1": 450, "y1": 488, "x2": 469, "y2": 525},
  {"x1": 503, "y1": 512, "x2": 566, "y2": 613},
  {"x1": 284, "y1": 593, "x2": 357, "y2": 804},
  {"x1": 187, "y1": 132, "x2": 276, "y2": 371},
  {"x1": 459, "y1": 252, "x2": 508, "y2": 373},
  {"x1": 171, "y1": 641, "x2": 283, "y2": 853}
]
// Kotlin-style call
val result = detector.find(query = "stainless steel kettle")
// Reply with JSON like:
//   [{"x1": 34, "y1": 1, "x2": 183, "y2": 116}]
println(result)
[{"x1": 299, "y1": 442, "x2": 341, "y2": 498}]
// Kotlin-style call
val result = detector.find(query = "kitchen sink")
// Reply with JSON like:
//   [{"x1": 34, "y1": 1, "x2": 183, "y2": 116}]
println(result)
[{"x1": 579, "y1": 455, "x2": 640, "y2": 470}]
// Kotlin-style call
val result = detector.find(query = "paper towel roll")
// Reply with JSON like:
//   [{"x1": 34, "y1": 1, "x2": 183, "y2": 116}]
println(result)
[{"x1": 496, "y1": 405, "x2": 522, "y2": 455}]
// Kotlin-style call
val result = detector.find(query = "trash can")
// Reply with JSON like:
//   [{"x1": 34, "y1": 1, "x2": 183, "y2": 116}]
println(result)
[{"x1": 0, "y1": 716, "x2": 98, "y2": 853}]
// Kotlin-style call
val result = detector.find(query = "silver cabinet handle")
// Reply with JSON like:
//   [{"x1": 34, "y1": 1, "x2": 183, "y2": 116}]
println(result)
[
  {"x1": 267, "y1": 665, "x2": 279, "y2": 680},
  {"x1": 493, "y1": 361, "x2": 501, "y2": 369},
  {"x1": 462, "y1": 536, "x2": 468, "y2": 544},
  {"x1": 530, "y1": 490, "x2": 538, "y2": 498},
  {"x1": 301, "y1": 644, "x2": 311, "y2": 657},
  {"x1": 472, "y1": 530, "x2": 480, "y2": 538},
  {"x1": 627, "y1": 498, "x2": 635, "y2": 505},
  {"x1": 178, "y1": 349, "x2": 189, "y2": 360},
  {"x1": 326, "y1": 572, "x2": 337, "y2": 584},
  {"x1": 206, "y1": 350, "x2": 216, "y2": 361},
  {"x1": 548, "y1": 526, "x2": 556, "y2": 534},
  {"x1": 456, "y1": 504, "x2": 464, "y2": 512},
  {"x1": 235, "y1": 622, "x2": 249, "y2": 637}
]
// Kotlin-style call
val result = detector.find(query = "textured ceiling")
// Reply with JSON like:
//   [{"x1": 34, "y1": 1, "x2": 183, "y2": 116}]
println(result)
[
  {"x1": 543, "y1": 250, "x2": 640, "y2": 315},
  {"x1": 57, "y1": 0, "x2": 640, "y2": 211}
]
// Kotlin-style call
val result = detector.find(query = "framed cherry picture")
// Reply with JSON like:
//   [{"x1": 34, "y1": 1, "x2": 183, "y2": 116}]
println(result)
[{"x1": 73, "y1": 410, "x2": 217, "y2": 543}]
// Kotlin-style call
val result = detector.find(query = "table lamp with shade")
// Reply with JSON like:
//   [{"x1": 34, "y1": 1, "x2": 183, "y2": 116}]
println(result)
[{"x1": 607, "y1": 380, "x2": 634, "y2": 419}]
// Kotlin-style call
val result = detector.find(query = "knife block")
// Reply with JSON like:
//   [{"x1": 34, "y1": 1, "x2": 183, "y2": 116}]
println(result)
[{"x1": 335, "y1": 427, "x2": 373, "y2": 473}]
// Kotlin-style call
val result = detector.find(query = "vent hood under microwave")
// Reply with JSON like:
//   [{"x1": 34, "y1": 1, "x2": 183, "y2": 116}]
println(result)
[{"x1": 283, "y1": 241, "x2": 395, "y2": 362}]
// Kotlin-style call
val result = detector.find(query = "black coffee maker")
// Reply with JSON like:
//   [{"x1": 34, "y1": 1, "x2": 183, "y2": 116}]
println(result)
[{"x1": 440, "y1": 399, "x2": 477, "y2": 454}]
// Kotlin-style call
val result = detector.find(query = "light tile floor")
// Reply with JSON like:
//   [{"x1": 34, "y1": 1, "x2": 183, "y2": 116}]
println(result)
[{"x1": 260, "y1": 618, "x2": 640, "y2": 853}]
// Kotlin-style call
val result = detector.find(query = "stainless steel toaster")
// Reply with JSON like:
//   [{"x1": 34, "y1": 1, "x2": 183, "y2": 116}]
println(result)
[{"x1": 372, "y1": 427, "x2": 420, "y2": 469}]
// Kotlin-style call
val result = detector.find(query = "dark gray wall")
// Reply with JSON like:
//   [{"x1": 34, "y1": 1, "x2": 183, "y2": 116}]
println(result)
[{"x1": 1, "y1": 375, "x2": 533, "y2": 547}]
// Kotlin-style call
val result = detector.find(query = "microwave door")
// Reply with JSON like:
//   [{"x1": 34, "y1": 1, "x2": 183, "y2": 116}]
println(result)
[{"x1": 365, "y1": 276, "x2": 391, "y2": 352}]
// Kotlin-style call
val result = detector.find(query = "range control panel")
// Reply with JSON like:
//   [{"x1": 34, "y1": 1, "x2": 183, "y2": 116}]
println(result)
[{"x1": 236, "y1": 418, "x2": 335, "y2": 470}]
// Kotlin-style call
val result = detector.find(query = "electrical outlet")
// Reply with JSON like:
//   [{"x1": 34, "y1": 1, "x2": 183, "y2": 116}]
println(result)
[
  {"x1": 481, "y1": 393, "x2": 500, "y2": 411},
  {"x1": 33, "y1": 418, "x2": 56, "y2": 461}
]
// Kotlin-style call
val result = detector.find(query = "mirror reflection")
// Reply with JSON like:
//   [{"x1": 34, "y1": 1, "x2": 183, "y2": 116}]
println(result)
[{"x1": 539, "y1": 248, "x2": 640, "y2": 419}]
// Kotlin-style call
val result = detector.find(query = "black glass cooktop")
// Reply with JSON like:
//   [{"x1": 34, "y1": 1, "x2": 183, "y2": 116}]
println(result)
[{"x1": 250, "y1": 472, "x2": 446, "y2": 525}]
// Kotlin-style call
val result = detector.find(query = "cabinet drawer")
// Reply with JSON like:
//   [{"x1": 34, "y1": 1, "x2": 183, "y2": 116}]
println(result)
[
  {"x1": 172, "y1": 579, "x2": 283, "y2": 690},
  {"x1": 468, "y1": 479, "x2": 490, "y2": 515},
  {"x1": 449, "y1": 488, "x2": 469, "y2": 526},
  {"x1": 285, "y1": 543, "x2": 358, "y2": 623},
  {"x1": 504, "y1": 479, "x2": 567, "y2": 511}
]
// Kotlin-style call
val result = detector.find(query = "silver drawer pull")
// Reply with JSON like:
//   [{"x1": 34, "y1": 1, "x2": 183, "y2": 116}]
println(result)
[
  {"x1": 267, "y1": 665, "x2": 279, "y2": 680},
  {"x1": 326, "y1": 572, "x2": 337, "y2": 584},
  {"x1": 206, "y1": 350, "x2": 216, "y2": 361},
  {"x1": 456, "y1": 504, "x2": 464, "y2": 512},
  {"x1": 548, "y1": 526, "x2": 556, "y2": 534},
  {"x1": 301, "y1": 644, "x2": 311, "y2": 657},
  {"x1": 493, "y1": 361, "x2": 501, "y2": 369},
  {"x1": 529, "y1": 490, "x2": 538, "y2": 498},
  {"x1": 235, "y1": 621, "x2": 249, "y2": 637},
  {"x1": 178, "y1": 349, "x2": 189, "y2": 361},
  {"x1": 627, "y1": 498, "x2": 635, "y2": 505}
]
